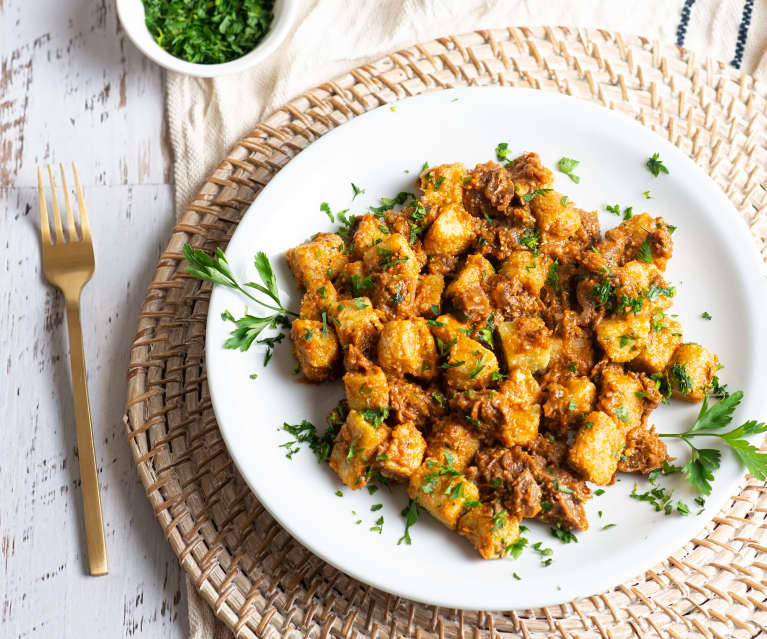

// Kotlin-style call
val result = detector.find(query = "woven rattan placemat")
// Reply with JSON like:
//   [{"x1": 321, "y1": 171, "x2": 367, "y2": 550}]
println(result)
[{"x1": 125, "y1": 27, "x2": 767, "y2": 639}]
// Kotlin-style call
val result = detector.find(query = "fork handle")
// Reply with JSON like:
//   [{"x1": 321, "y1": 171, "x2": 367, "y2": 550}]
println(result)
[{"x1": 65, "y1": 296, "x2": 108, "y2": 576}]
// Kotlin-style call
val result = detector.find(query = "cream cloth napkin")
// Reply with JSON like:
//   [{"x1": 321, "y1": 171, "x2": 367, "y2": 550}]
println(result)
[{"x1": 168, "y1": 1, "x2": 767, "y2": 636}]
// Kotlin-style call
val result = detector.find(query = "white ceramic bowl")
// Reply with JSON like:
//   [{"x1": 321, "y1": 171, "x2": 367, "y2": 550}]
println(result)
[{"x1": 115, "y1": 0, "x2": 298, "y2": 77}]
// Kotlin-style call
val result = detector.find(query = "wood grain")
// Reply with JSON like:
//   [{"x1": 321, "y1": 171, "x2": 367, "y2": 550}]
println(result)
[{"x1": 1, "y1": 0, "x2": 184, "y2": 636}]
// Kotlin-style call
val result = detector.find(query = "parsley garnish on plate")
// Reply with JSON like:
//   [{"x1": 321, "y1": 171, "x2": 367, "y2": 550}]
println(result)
[
  {"x1": 646, "y1": 152, "x2": 669, "y2": 177},
  {"x1": 658, "y1": 390, "x2": 767, "y2": 494},
  {"x1": 351, "y1": 183, "x2": 365, "y2": 200},
  {"x1": 397, "y1": 500, "x2": 419, "y2": 545},
  {"x1": 185, "y1": 245, "x2": 295, "y2": 356},
  {"x1": 495, "y1": 142, "x2": 512, "y2": 167},
  {"x1": 557, "y1": 157, "x2": 580, "y2": 183},
  {"x1": 320, "y1": 202, "x2": 334, "y2": 222},
  {"x1": 280, "y1": 420, "x2": 335, "y2": 462},
  {"x1": 551, "y1": 523, "x2": 578, "y2": 544},
  {"x1": 701, "y1": 311, "x2": 712, "y2": 320},
  {"x1": 370, "y1": 516, "x2": 384, "y2": 534}
]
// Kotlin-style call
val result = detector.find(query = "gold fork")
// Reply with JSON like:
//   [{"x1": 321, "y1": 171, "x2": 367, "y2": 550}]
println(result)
[{"x1": 37, "y1": 163, "x2": 107, "y2": 576}]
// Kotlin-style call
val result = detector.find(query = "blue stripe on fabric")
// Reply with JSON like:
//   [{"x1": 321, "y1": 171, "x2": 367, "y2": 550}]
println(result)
[
  {"x1": 675, "y1": 0, "x2": 697, "y2": 47},
  {"x1": 731, "y1": 0, "x2": 754, "y2": 69}
]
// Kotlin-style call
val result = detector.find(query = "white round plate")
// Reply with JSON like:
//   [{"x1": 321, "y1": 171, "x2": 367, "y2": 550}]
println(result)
[{"x1": 206, "y1": 87, "x2": 767, "y2": 610}]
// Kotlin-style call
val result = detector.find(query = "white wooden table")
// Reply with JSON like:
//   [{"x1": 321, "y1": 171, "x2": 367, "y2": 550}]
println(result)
[{"x1": 1, "y1": 1, "x2": 185, "y2": 636}]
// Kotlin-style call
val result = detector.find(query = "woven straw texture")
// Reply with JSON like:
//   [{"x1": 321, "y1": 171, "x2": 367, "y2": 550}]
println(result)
[{"x1": 125, "y1": 26, "x2": 767, "y2": 639}]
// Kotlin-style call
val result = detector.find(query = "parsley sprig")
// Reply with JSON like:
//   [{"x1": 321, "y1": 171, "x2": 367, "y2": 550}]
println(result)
[
  {"x1": 659, "y1": 390, "x2": 767, "y2": 494},
  {"x1": 184, "y1": 243, "x2": 296, "y2": 353}
]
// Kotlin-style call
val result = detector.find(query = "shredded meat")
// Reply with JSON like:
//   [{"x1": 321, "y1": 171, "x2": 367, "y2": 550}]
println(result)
[
  {"x1": 462, "y1": 162, "x2": 516, "y2": 219},
  {"x1": 505, "y1": 152, "x2": 553, "y2": 197},
  {"x1": 475, "y1": 446, "x2": 590, "y2": 530},
  {"x1": 388, "y1": 377, "x2": 444, "y2": 430}
]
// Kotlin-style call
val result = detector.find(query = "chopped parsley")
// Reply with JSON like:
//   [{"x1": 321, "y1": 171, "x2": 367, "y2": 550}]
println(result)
[
  {"x1": 531, "y1": 541, "x2": 553, "y2": 566},
  {"x1": 495, "y1": 142, "x2": 512, "y2": 166},
  {"x1": 370, "y1": 516, "x2": 384, "y2": 534},
  {"x1": 553, "y1": 478, "x2": 573, "y2": 494},
  {"x1": 359, "y1": 407, "x2": 389, "y2": 428},
  {"x1": 506, "y1": 537, "x2": 527, "y2": 559},
  {"x1": 643, "y1": 190, "x2": 652, "y2": 199},
  {"x1": 557, "y1": 157, "x2": 580, "y2": 183},
  {"x1": 351, "y1": 183, "x2": 365, "y2": 199},
  {"x1": 646, "y1": 152, "x2": 669, "y2": 177},
  {"x1": 637, "y1": 237, "x2": 653, "y2": 264},
  {"x1": 320, "y1": 202, "x2": 334, "y2": 222},
  {"x1": 350, "y1": 274, "x2": 374, "y2": 296},
  {"x1": 522, "y1": 188, "x2": 553, "y2": 203},
  {"x1": 475, "y1": 315, "x2": 495, "y2": 348},
  {"x1": 669, "y1": 362, "x2": 693, "y2": 395},
  {"x1": 369, "y1": 191, "x2": 412, "y2": 215},
  {"x1": 142, "y1": 0, "x2": 274, "y2": 65},
  {"x1": 280, "y1": 420, "x2": 335, "y2": 462},
  {"x1": 397, "y1": 500, "x2": 419, "y2": 545},
  {"x1": 605, "y1": 204, "x2": 620, "y2": 215},
  {"x1": 492, "y1": 510, "x2": 508, "y2": 531},
  {"x1": 614, "y1": 404, "x2": 630, "y2": 424},
  {"x1": 551, "y1": 523, "x2": 578, "y2": 544},
  {"x1": 468, "y1": 355, "x2": 486, "y2": 380},
  {"x1": 545, "y1": 259, "x2": 560, "y2": 292},
  {"x1": 518, "y1": 228, "x2": 540, "y2": 255},
  {"x1": 464, "y1": 415, "x2": 483, "y2": 429},
  {"x1": 701, "y1": 311, "x2": 712, "y2": 320}
]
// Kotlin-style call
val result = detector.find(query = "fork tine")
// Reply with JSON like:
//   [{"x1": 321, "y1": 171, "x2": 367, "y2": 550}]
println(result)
[
  {"x1": 47, "y1": 165, "x2": 65, "y2": 244},
  {"x1": 59, "y1": 163, "x2": 78, "y2": 242},
  {"x1": 37, "y1": 167, "x2": 51, "y2": 246},
  {"x1": 71, "y1": 163, "x2": 91, "y2": 243}
]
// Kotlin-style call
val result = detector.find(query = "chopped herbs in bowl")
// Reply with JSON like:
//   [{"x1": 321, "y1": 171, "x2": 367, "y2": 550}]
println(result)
[
  {"x1": 142, "y1": 0, "x2": 274, "y2": 65},
  {"x1": 116, "y1": 0, "x2": 297, "y2": 77}
]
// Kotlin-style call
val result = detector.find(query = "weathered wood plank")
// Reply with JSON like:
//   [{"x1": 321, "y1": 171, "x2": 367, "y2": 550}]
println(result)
[
  {"x1": 1, "y1": 0, "x2": 169, "y2": 189},
  {"x1": 1, "y1": 0, "x2": 186, "y2": 635},
  {"x1": 1, "y1": 184, "x2": 185, "y2": 638}
]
